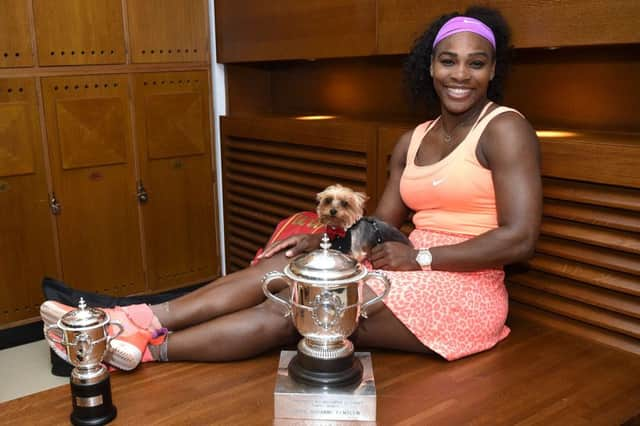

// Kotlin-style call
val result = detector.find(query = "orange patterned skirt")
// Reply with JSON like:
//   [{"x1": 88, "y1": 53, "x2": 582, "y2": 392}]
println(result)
[{"x1": 367, "y1": 228, "x2": 510, "y2": 361}]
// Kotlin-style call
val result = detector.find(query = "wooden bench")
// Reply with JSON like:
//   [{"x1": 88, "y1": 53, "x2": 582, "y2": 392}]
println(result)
[{"x1": 2, "y1": 315, "x2": 640, "y2": 424}]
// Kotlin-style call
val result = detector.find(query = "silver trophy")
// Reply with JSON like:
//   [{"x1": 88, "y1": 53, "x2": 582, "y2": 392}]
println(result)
[
  {"x1": 45, "y1": 298, "x2": 123, "y2": 426},
  {"x1": 263, "y1": 234, "x2": 390, "y2": 421}
]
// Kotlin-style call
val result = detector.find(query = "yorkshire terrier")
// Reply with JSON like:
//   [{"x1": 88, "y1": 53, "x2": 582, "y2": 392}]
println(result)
[{"x1": 316, "y1": 184, "x2": 411, "y2": 261}]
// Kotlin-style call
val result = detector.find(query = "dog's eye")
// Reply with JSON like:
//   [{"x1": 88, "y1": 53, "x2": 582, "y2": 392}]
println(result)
[
  {"x1": 323, "y1": 197, "x2": 333, "y2": 205},
  {"x1": 341, "y1": 200, "x2": 349, "y2": 208}
]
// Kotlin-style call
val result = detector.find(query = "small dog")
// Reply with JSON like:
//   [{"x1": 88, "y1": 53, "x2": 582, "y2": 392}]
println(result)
[
  {"x1": 316, "y1": 184, "x2": 367, "y2": 231},
  {"x1": 315, "y1": 184, "x2": 411, "y2": 260}
]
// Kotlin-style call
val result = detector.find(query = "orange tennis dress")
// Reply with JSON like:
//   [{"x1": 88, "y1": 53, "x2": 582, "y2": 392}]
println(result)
[{"x1": 369, "y1": 105, "x2": 521, "y2": 360}]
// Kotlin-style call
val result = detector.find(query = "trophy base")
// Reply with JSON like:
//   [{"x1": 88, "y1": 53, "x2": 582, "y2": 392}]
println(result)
[
  {"x1": 274, "y1": 350, "x2": 376, "y2": 422},
  {"x1": 288, "y1": 351, "x2": 363, "y2": 387},
  {"x1": 70, "y1": 376, "x2": 117, "y2": 426}
]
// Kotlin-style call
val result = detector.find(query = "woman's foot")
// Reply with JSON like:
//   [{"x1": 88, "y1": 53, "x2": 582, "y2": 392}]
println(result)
[{"x1": 40, "y1": 300, "x2": 162, "y2": 371}]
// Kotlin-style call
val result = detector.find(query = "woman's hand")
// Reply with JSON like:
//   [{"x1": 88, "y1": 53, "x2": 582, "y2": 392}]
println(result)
[
  {"x1": 368, "y1": 242, "x2": 421, "y2": 271},
  {"x1": 257, "y1": 233, "x2": 323, "y2": 259}
]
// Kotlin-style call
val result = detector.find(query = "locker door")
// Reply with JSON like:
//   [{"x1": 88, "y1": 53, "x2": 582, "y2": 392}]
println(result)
[
  {"x1": 41, "y1": 75, "x2": 144, "y2": 295},
  {"x1": 0, "y1": 78, "x2": 57, "y2": 323},
  {"x1": 134, "y1": 71, "x2": 219, "y2": 291}
]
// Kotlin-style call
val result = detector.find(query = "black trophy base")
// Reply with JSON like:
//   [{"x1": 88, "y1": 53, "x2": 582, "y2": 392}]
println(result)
[
  {"x1": 288, "y1": 350, "x2": 363, "y2": 387},
  {"x1": 70, "y1": 376, "x2": 117, "y2": 426}
]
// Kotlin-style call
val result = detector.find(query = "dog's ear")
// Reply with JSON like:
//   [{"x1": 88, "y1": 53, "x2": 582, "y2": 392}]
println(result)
[
  {"x1": 354, "y1": 191, "x2": 369, "y2": 209},
  {"x1": 316, "y1": 187, "x2": 330, "y2": 202}
]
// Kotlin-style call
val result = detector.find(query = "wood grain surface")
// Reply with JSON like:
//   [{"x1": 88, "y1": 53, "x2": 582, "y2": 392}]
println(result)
[{"x1": 2, "y1": 316, "x2": 640, "y2": 425}]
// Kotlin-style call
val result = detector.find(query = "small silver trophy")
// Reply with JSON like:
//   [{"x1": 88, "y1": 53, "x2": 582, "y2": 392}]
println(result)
[
  {"x1": 263, "y1": 234, "x2": 390, "y2": 422},
  {"x1": 45, "y1": 298, "x2": 123, "y2": 426}
]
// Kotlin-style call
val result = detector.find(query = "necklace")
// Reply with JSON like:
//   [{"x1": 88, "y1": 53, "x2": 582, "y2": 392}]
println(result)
[
  {"x1": 441, "y1": 116, "x2": 473, "y2": 144},
  {"x1": 440, "y1": 103, "x2": 488, "y2": 144}
]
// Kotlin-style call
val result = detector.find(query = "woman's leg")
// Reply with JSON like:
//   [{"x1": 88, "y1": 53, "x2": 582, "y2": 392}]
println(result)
[
  {"x1": 152, "y1": 253, "x2": 291, "y2": 331},
  {"x1": 354, "y1": 286, "x2": 434, "y2": 354},
  {"x1": 164, "y1": 289, "x2": 298, "y2": 361}
]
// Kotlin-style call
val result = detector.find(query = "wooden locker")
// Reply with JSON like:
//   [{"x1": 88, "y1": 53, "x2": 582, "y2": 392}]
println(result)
[
  {"x1": 33, "y1": 0, "x2": 126, "y2": 66},
  {"x1": 133, "y1": 71, "x2": 219, "y2": 291},
  {"x1": 127, "y1": 0, "x2": 210, "y2": 64},
  {"x1": 0, "y1": 0, "x2": 34, "y2": 68},
  {"x1": 0, "y1": 78, "x2": 57, "y2": 323},
  {"x1": 41, "y1": 74, "x2": 144, "y2": 296}
]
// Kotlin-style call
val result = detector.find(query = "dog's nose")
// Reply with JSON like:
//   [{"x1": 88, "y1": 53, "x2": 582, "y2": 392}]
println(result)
[{"x1": 330, "y1": 208, "x2": 337, "y2": 216}]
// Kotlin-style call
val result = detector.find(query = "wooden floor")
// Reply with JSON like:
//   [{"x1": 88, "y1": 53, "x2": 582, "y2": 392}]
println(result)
[{"x1": 2, "y1": 316, "x2": 640, "y2": 425}]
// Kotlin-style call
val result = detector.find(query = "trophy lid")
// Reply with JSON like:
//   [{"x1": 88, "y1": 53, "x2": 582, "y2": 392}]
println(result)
[
  {"x1": 286, "y1": 234, "x2": 367, "y2": 284},
  {"x1": 60, "y1": 298, "x2": 109, "y2": 329}
]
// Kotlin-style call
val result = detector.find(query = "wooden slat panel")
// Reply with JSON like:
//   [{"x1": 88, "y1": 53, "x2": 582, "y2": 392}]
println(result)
[
  {"x1": 229, "y1": 215, "x2": 275, "y2": 240},
  {"x1": 227, "y1": 205, "x2": 281, "y2": 228},
  {"x1": 227, "y1": 192, "x2": 303, "y2": 220},
  {"x1": 536, "y1": 236, "x2": 640, "y2": 277},
  {"x1": 377, "y1": 0, "x2": 640, "y2": 55},
  {"x1": 227, "y1": 163, "x2": 341, "y2": 191},
  {"x1": 528, "y1": 254, "x2": 640, "y2": 297},
  {"x1": 540, "y1": 217, "x2": 640, "y2": 255},
  {"x1": 509, "y1": 270, "x2": 640, "y2": 319},
  {"x1": 127, "y1": 0, "x2": 210, "y2": 64},
  {"x1": 543, "y1": 177, "x2": 640, "y2": 212},
  {"x1": 543, "y1": 199, "x2": 640, "y2": 233},
  {"x1": 216, "y1": 0, "x2": 376, "y2": 62},
  {"x1": 508, "y1": 282, "x2": 640, "y2": 339},
  {"x1": 0, "y1": 0, "x2": 33, "y2": 68},
  {"x1": 33, "y1": 0, "x2": 126, "y2": 65},
  {"x1": 221, "y1": 115, "x2": 377, "y2": 271}
]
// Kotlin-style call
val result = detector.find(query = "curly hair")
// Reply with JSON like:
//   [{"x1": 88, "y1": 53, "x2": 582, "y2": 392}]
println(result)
[{"x1": 404, "y1": 6, "x2": 512, "y2": 109}]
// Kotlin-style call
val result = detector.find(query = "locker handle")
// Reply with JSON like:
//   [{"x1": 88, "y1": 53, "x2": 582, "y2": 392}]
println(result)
[
  {"x1": 137, "y1": 181, "x2": 149, "y2": 204},
  {"x1": 49, "y1": 193, "x2": 61, "y2": 215}
]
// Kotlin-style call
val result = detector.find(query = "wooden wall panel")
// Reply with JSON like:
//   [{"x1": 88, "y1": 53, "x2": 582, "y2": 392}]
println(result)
[
  {"x1": 215, "y1": 0, "x2": 377, "y2": 63},
  {"x1": 539, "y1": 133, "x2": 640, "y2": 189},
  {"x1": 0, "y1": 0, "x2": 33, "y2": 68},
  {"x1": 226, "y1": 65, "x2": 273, "y2": 116},
  {"x1": 377, "y1": 0, "x2": 640, "y2": 55},
  {"x1": 134, "y1": 71, "x2": 219, "y2": 291},
  {"x1": 221, "y1": 116, "x2": 377, "y2": 271},
  {"x1": 507, "y1": 139, "x2": 640, "y2": 354},
  {"x1": 505, "y1": 46, "x2": 640, "y2": 133},
  {"x1": 264, "y1": 49, "x2": 640, "y2": 133},
  {"x1": 42, "y1": 74, "x2": 144, "y2": 296},
  {"x1": 33, "y1": 0, "x2": 125, "y2": 66},
  {"x1": 127, "y1": 0, "x2": 210, "y2": 64},
  {"x1": 0, "y1": 78, "x2": 56, "y2": 324}
]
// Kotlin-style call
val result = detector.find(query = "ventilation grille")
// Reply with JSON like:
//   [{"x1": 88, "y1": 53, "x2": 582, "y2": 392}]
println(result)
[
  {"x1": 221, "y1": 117, "x2": 375, "y2": 272},
  {"x1": 508, "y1": 177, "x2": 640, "y2": 354}
]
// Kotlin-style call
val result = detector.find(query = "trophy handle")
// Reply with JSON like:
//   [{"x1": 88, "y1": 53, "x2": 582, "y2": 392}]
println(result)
[
  {"x1": 44, "y1": 324, "x2": 65, "y2": 346},
  {"x1": 262, "y1": 271, "x2": 292, "y2": 317},
  {"x1": 360, "y1": 270, "x2": 391, "y2": 319},
  {"x1": 108, "y1": 320, "x2": 125, "y2": 342}
]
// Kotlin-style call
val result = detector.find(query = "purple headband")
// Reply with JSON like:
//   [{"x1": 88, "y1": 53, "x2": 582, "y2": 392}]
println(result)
[{"x1": 432, "y1": 16, "x2": 496, "y2": 49}]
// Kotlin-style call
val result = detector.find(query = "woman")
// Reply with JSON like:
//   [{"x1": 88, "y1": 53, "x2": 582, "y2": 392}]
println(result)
[{"x1": 42, "y1": 6, "x2": 541, "y2": 369}]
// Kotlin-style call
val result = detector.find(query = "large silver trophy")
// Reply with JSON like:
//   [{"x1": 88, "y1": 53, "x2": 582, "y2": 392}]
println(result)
[
  {"x1": 263, "y1": 234, "x2": 390, "y2": 422},
  {"x1": 45, "y1": 298, "x2": 123, "y2": 426}
]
